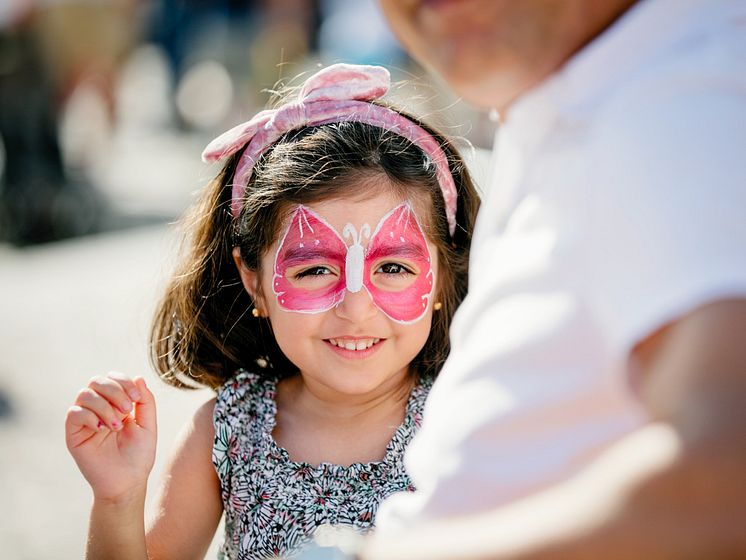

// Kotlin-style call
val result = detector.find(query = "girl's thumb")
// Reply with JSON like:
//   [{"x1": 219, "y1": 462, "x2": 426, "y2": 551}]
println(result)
[{"x1": 132, "y1": 376, "x2": 157, "y2": 434}]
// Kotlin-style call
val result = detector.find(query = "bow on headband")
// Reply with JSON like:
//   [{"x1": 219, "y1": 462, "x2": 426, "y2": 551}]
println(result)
[{"x1": 202, "y1": 63, "x2": 458, "y2": 236}]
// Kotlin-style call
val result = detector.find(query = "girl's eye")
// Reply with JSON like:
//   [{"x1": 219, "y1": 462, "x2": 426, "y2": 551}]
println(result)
[
  {"x1": 371, "y1": 261, "x2": 418, "y2": 291},
  {"x1": 295, "y1": 266, "x2": 333, "y2": 278},
  {"x1": 376, "y1": 262, "x2": 413, "y2": 275}
]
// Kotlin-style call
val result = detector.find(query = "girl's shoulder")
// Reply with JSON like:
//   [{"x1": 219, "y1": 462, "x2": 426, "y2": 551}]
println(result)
[
  {"x1": 409, "y1": 374, "x2": 434, "y2": 414},
  {"x1": 212, "y1": 369, "x2": 280, "y2": 481},
  {"x1": 215, "y1": 368, "x2": 272, "y2": 399},
  {"x1": 213, "y1": 369, "x2": 277, "y2": 430},
  {"x1": 398, "y1": 373, "x2": 434, "y2": 439}
]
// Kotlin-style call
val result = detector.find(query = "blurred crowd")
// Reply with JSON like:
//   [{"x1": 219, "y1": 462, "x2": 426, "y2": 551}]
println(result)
[{"x1": 0, "y1": 0, "x2": 493, "y2": 247}]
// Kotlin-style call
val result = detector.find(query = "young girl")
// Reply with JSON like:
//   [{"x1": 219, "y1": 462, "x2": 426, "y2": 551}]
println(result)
[{"x1": 65, "y1": 63, "x2": 479, "y2": 560}]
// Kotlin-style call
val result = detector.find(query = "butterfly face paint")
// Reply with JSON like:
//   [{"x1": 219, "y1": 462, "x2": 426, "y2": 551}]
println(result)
[{"x1": 273, "y1": 202, "x2": 434, "y2": 323}]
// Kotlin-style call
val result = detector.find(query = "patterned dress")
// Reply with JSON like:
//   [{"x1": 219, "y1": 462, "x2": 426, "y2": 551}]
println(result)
[{"x1": 212, "y1": 370, "x2": 432, "y2": 560}]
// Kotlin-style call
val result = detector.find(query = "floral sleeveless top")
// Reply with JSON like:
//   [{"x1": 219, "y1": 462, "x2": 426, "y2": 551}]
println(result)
[{"x1": 212, "y1": 370, "x2": 433, "y2": 560}]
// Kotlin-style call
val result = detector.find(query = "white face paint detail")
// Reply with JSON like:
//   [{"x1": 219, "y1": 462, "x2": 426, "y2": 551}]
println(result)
[{"x1": 343, "y1": 222, "x2": 370, "y2": 293}]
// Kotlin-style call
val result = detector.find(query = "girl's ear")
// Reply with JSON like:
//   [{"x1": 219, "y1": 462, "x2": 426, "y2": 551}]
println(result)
[{"x1": 232, "y1": 247, "x2": 265, "y2": 308}]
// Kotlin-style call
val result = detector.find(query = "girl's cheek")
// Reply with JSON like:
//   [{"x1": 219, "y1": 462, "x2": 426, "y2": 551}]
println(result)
[{"x1": 370, "y1": 274, "x2": 418, "y2": 292}]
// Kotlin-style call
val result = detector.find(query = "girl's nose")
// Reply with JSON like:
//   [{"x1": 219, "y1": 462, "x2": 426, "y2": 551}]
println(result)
[{"x1": 334, "y1": 288, "x2": 378, "y2": 323}]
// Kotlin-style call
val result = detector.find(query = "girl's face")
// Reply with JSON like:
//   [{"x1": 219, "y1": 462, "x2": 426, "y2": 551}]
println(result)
[{"x1": 235, "y1": 187, "x2": 439, "y2": 398}]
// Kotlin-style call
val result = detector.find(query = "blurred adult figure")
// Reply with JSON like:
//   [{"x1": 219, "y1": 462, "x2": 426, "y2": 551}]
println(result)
[
  {"x1": 0, "y1": 2, "x2": 76, "y2": 244},
  {"x1": 0, "y1": 0, "x2": 137, "y2": 245},
  {"x1": 360, "y1": 1, "x2": 746, "y2": 558}
]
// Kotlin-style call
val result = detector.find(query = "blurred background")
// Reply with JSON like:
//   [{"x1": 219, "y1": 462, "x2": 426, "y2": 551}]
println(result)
[{"x1": 0, "y1": 0, "x2": 494, "y2": 557}]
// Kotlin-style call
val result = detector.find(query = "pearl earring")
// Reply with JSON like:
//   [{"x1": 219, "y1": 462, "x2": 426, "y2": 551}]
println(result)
[
  {"x1": 433, "y1": 302, "x2": 442, "y2": 311},
  {"x1": 252, "y1": 308, "x2": 263, "y2": 318}
]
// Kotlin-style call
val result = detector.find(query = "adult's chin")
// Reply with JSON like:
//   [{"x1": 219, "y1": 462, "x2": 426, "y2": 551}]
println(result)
[{"x1": 378, "y1": 0, "x2": 572, "y2": 111}]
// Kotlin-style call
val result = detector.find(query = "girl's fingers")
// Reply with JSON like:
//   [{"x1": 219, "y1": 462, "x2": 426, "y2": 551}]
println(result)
[
  {"x1": 65, "y1": 404, "x2": 105, "y2": 434},
  {"x1": 106, "y1": 371, "x2": 142, "y2": 402},
  {"x1": 131, "y1": 376, "x2": 157, "y2": 434},
  {"x1": 87, "y1": 375, "x2": 134, "y2": 416},
  {"x1": 75, "y1": 387, "x2": 126, "y2": 432}
]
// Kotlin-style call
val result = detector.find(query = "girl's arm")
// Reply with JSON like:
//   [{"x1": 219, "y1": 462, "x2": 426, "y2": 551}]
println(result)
[
  {"x1": 145, "y1": 397, "x2": 223, "y2": 560},
  {"x1": 66, "y1": 376, "x2": 222, "y2": 559},
  {"x1": 66, "y1": 374, "x2": 157, "y2": 560},
  {"x1": 87, "y1": 489, "x2": 149, "y2": 560}
]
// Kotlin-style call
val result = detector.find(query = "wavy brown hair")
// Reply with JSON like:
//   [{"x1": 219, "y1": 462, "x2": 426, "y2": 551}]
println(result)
[{"x1": 151, "y1": 107, "x2": 480, "y2": 390}]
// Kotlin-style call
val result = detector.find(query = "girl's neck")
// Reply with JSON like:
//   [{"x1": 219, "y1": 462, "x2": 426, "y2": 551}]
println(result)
[
  {"x1": 282, "y1": 368, "x2": 415, "y2": 423},
  {"x1": 273, "y1": 368, "x2": 416, "y2": 466}
]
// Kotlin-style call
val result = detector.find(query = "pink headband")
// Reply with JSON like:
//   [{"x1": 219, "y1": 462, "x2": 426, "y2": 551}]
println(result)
[{"x1": 201, "y1": 63, "x2": 458, "y2": 236}]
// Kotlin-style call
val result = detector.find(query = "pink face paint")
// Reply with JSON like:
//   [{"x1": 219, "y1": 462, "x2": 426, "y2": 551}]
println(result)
[
  {"x1": 272, "y1": 202, "x2": 434, "y2": 323},
  {"x1": 273, "y1": 206, "x2": 348, "y2": 313},
  {"x1": 363, "y1": 203, "x2": 433, "y2": 323}
]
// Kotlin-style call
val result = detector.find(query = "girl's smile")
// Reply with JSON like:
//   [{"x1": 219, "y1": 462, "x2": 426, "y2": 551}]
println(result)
[
  {"x1": 325, "y1": 336, "x2": 383, "y2": 351},
  {"x1": 324, "y1": 336, "x2": 385, "y2": 359}
]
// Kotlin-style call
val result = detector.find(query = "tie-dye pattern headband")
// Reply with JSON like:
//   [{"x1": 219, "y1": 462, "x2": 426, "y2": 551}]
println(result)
[{"x1": 201, "y1": 63, "x2": 458, "y2": 236}]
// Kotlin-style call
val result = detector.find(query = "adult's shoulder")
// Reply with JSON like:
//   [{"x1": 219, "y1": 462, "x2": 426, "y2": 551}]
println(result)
[
  {"x1": 587, "y1": 25, "x2": 746, "y2": 187},
  {"x1": 579, "y1": 49, "x2": 746, "y2": 355}
]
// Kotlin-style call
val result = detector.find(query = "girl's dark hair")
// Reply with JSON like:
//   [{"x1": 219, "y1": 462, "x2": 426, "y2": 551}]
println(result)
[{"x1": 151, "y1": 105, "x2": 480, "y2": 390}]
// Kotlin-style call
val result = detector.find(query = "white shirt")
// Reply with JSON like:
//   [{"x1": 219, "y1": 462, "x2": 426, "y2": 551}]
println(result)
[{"x1": 377, "y1": 0, "x2": 746, "y2": 526}]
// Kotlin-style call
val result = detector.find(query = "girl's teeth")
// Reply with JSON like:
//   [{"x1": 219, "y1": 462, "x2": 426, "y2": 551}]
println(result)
[{"x1": 328, "y1": 338, "x2": 380, "y2": 351}]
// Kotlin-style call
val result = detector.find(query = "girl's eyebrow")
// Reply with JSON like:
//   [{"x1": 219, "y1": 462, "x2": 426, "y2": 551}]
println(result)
[
  {"x1": 280, "y1": 246, "x2": 346, "y2": 265},
  {"x1": 367, "y1": 241, "x2": 429, "y2": 261}
]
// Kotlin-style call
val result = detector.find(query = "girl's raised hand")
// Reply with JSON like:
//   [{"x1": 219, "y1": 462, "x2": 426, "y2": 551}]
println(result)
[{"x1": 65, "y1": 373, "x2": 157, "y2": 502}]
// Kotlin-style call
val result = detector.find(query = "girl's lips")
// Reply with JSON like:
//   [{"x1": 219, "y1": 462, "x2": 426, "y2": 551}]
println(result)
[
  {"x1": 327, "y1": 337, "x2": 381, "y2": 351},
  {"x1": 324, "y1": 337, "x2": 385, "y2": 359}
]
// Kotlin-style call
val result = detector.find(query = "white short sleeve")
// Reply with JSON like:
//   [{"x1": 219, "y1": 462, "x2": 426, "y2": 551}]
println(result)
[{"x1": 586, "y1": 77, "x2": 746, "y2": 358}]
